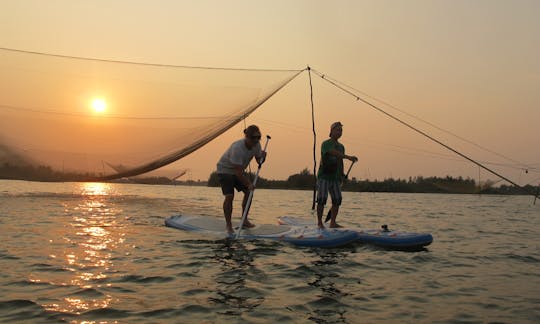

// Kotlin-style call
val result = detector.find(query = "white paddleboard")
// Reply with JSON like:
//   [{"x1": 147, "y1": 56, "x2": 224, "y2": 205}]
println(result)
[{"x1": 165, "y1": 215, "x2": 358, "y2": 248}]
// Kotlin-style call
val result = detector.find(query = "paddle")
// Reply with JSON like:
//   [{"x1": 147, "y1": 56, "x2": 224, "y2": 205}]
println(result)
[
  {"x1": 235, "y1": 135, "x2": 271, "y2": 239},
  {"x1": 324, "y1": 160, "x2": 356, "y2": 223}
]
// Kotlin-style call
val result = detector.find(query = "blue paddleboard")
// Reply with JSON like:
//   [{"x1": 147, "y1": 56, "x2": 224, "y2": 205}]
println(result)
[
  {"x1": 165, "y1": 215, "x2": 358, "y2": 248},
  {"x1": 278, "y1": 216, "x2": 433, "y2": 250}
]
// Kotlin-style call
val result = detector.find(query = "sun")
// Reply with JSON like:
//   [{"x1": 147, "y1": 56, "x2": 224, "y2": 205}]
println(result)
[{"x1": 91, "y1": 98, "x2": 107, "y2": 113}]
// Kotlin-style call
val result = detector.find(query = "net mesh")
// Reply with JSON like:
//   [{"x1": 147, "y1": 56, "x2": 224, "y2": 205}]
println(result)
[{"x1": 0, "y1": 48, "x2": 301, "y2": 181}]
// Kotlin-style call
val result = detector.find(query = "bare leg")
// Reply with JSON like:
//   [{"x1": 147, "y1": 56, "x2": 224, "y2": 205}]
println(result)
[
  {"x1": 223, "y1": 194, "x2": 234, "y2": 233},
  {"x1": 329, "y1": 204, "x2": 342, "y2": 228},
  {"x1": 317, "y1": 203, "x2": 325, "y2": 229}
]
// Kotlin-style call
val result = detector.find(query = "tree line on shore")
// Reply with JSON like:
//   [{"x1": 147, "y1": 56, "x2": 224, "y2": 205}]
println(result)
[
  {"x1": 1, "y1": 162, "x2": 537, "y2": 195},
  {"x1": 207, "y1": 168, "x2": 538, "y2": 195}
]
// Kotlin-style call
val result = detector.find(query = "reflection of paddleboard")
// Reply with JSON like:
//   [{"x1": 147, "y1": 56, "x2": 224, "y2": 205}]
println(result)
[
  {"x1": 278, "y1": 216, "x2": 433, "y2": 250},
  {"x1": 165, "y1": 215, "x2": 358, "y2": 248}
]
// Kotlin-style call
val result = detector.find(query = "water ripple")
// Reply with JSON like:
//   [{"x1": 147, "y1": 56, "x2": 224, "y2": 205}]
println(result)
[
  {"x1": 1, "y1": 182, "x2": 539, "y2": 323},
  {"x1": 113, "y1": 274, "x2": 175, "y2": 284}
]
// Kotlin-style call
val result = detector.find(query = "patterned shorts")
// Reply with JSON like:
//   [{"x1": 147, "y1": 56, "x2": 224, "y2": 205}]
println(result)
[{"x1": 316, "y1": 178, "x2": 342, "y2": 206}]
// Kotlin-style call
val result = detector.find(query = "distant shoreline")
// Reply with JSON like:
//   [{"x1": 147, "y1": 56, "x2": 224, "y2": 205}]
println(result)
[
  {"x1": 1, "y1": 175, "x2": 536, "y2": 197},
  {"x1": 1, "y1": 164, "x2": 537, "y2": 196}
]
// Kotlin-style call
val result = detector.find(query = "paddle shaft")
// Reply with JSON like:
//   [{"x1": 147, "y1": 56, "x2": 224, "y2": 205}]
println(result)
[
  {"x1": 235, "y1": 135, "x2": 271, "y2": 239},
  {"x1": 325, "y1": 160, "x2": 356, "y2": 223},
  {"x1": 535, "y1": 183, "x2": 539, "y2": 205}
]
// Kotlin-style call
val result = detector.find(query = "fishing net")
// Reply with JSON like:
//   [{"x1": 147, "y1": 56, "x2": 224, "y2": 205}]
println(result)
[{"x1": 0, "y1": 48, "x2": 301, "y2": 181}]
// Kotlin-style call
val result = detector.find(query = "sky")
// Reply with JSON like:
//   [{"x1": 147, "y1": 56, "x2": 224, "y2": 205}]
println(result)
[{"x1": 1, "y1": 0, "x2": 539, "y2": 186}]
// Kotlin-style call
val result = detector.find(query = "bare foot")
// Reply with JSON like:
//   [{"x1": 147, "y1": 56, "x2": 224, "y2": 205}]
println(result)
[
  {"x1": 226, "y1": 226, "x2": 234, "y2": 234},
  {"x1": 243, "y1": 220, "x2": 255, "y2": 228},
  {"x1": 329, "y1": 223, "x2": 343, "y2": 228},
  {"x1": 318, "y1": 223, "x2": 325, "y2": 230}
]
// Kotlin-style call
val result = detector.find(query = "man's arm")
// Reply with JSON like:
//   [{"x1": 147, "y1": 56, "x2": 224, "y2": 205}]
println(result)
[
  {"x1": 328, "y1": 149, "x2": 358, "y2": 162},
  {"x1": 233, "y1": 164, "x2": 254, "y2": 191},
  {"x1": 255, "y1": 151, "x2": 267, "y2": 165}
]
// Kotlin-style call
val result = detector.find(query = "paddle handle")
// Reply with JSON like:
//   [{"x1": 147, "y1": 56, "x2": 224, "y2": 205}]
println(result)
[{"x1": 235, "y1": 135, "x2": 271, "y2": 239}]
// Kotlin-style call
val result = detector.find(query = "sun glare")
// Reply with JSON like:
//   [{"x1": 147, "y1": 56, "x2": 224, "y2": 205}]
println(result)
[{"x1": 91, "y1": 98, "x2": 107, "y2": 113}]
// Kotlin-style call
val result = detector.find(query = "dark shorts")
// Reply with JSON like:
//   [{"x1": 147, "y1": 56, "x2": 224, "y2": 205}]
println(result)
[
  {"x1": 218, "y1": 173, "x2": 247, "y2": 196},
  {"x1": 316, "y1": 178, "x2": 342, "y2": 206}
]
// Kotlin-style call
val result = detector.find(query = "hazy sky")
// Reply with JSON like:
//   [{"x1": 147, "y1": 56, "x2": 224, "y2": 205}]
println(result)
[{"x1": 1, "y1": 0, "x2": 539, "y2": 185}]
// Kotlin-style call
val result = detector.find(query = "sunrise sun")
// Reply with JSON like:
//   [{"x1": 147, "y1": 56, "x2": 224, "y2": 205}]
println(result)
[{"x1": 91, "y1": 98, "x2": 107, "y2": 113}]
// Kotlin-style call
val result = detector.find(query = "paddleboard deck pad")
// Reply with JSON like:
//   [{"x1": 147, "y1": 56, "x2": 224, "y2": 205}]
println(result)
[
  {"x1": 165, "y1": 215, "x2": 358, "y2": 248},
  {"x1": 278, "y1": 216, "x2": 433, "y2": 250}
]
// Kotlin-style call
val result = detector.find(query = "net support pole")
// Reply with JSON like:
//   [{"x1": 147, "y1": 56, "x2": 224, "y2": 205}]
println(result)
[{"x1": 308, "y1": 66, "x2": 317, "y2": 210}]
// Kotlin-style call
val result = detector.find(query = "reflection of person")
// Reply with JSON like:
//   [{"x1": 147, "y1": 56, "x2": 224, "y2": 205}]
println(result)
[
  {"x1": 216, "y1": 125, "x2": 266, "y2": 234},
  {"x1": 316, "y1": 122, "x2": 358, "y2": 229}
]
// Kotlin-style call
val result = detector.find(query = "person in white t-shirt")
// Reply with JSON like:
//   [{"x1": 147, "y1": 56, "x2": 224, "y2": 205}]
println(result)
[{"x1": 216, "y1": 125, "x2": 266, "y2": 234}]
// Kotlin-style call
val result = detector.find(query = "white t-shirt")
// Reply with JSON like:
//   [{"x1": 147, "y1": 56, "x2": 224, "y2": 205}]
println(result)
[{"x1": 216, "y1": 139, "x2": 262, "y2": 175}]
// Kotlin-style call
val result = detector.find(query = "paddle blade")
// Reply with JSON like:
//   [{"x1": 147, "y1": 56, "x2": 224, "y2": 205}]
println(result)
[{"x1": 324, "y1": 209, "x2": 332, "y2": 223}]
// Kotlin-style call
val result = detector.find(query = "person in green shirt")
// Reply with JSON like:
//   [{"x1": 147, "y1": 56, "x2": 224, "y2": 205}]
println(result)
[{"x1": 317, "y1": 122, "x2": 358, "y2": 229}]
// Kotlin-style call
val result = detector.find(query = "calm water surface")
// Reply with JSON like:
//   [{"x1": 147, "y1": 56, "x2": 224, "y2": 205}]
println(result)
[{"x1": 0, "y1": 179, "x2": 539, "y2": 323}]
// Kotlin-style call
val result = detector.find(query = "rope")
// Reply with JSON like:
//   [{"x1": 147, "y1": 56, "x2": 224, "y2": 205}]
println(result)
[
  {"x1": 0, "y1": 47, "x2": 303, "y2": 72},
  {"x1": 314, "y1": 71, "x2": 537, "y2": 174},
  {"x1": 0, "y1": 104, "x2": 246, "y2": 120},
  {"x1": 307, "y1": 66, "x2": 318, "y2": 210},
  {"x1": 310, "y1": 68, "x2": 540, "y2": 200}
]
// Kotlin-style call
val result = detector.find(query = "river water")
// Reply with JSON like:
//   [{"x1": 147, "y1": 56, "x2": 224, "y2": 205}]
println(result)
[{"x1": 0, "y1": 179, "x2": 538, "y2": 323}]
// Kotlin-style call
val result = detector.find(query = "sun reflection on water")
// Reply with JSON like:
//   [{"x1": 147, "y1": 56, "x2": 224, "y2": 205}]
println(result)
[
  {"x1": 80, "y1": 182, "x2": 113, "y2": 196},
  {"x1": 39, "y1": 182, "x2": 127, "y2": 315}
]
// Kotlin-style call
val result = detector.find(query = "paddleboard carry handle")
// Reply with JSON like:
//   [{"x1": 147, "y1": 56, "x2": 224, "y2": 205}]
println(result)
[{"x1": 235, "y1": 135, "x2": 271, "y2": 239}]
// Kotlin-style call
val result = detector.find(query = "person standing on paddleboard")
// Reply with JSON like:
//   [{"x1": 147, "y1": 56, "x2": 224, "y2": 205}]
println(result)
[
  {"x1": 317, "y1": 122, "x2": 358, "y2": 229},
  {"x1": 216, "y1": 125, "x2": 267, "y2": 234}
]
